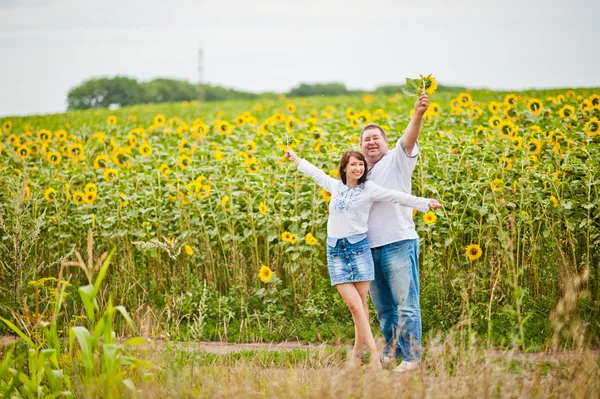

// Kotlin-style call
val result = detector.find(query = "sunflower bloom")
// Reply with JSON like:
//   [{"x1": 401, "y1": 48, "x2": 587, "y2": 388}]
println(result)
[
  {"x1": 258, "y1": 265, "x2": 273, "y2": 282},
  {"x1": 154, "y1": 114, "x2": 166, "y2": 125},
  {"x1": 3, "y1": 120, "x2": 12, "y2": 132},
  {"x1": 550, "y1": 195, "x2": 559, "y2": 207},
  {"x1": 73, "y1": 191, "x2": 86, "y2": 206},
  {"x1": 221, "y1": 196, "x2": 230, "y2": 208},
  {"x1": 465, "y1": 244, "x2": 483, "y2": 261},
  {"x1": 258, "y1": 201, "x2": 267, "y2": 215},
  {"x1": 178, "y1": 155, "x2": 192, "y2": 169},
  {"x1": 44, "y1": 188, "x2": 57, "y2": 202},
  {"x1": 490, "y1": 178, "x2": 504, "y2": 191},
  {"x1": 584, "y1": 117, "x2": 599, "y2": 137},
  {"x1": 16, "y1": 145, "x2": 30, "y2": 160},
  {"x1": 104, "y1": 168, "x2": 119, "y2": 183},
  {"x1": 423, "y1": 211, "x2": 437, "y2": 224},
  {"x1": 281, "y1": 231, "x2": 292, "y2": 242},
  {"x1": 107, "y1": 115, "x2": 117, "y2": 126},
  {"x1": 558, "y1": 105, "x2": 575, "y2": 120},
  {"x1": 94, "y1": 155, "x2": 110, "y2": 169},
  {"x1": 184, "y1": 245, "x2": 194, "y2": 256},
  {"x1": 527, "y1": 98, "x2": 544, "y2": 116},
  {"x1": 139, "y1": 141, "x2": 153, "y2": 157},
  {"x1": 321, "y1": 188, "x2": 332, "y2": 203},
  {"x1": 37, "y1": 130, "x2": 52, "y2": 142},
  {"x1": 305, "y1": 233, "x2": 318, "y2": 245},
  {"x1": 84, "y1": 183, "x2": 97, "y2": 194}
]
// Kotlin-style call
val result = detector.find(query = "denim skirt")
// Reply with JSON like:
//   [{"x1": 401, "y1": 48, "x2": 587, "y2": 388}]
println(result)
[{"x1": 326, "y1": 237, "x2": 375, "y2": 286}]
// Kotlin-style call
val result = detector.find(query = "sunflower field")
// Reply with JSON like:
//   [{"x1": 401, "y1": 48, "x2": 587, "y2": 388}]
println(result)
[{"x1": 1, "y1": 88, "x2": 599, "y2": 347}]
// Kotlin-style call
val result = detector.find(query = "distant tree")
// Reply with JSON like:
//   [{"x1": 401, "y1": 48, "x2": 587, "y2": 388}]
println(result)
[
  {"x1": 201, "y1": 84, "x2": 258, "y2": 101},
  {"x1": 287, "y1": 83, "x2": 350, "y2": 97},
  {"x1": 67, "y1": 76, "x2": 144, "y2": 110},
  {"x1": 141, "y1": 78, "x2": 197, "y2": 103}
]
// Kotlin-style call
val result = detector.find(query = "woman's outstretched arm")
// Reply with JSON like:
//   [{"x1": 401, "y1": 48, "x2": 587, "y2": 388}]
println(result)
[{"x1": 285, "y1": 148, "x2": 339, "y2": 194}]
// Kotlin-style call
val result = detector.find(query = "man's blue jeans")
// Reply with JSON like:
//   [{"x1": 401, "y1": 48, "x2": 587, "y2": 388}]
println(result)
[{"x1": 369, "y1": 239, "x2": 422, "y2": 361}]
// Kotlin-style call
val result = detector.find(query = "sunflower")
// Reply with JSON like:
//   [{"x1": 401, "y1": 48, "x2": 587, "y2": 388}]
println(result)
[
  {"x1": 469, "y1": 105, "x2": 483, "y2": 120},
  {"x1": 85, "y1": 191, "x2": 97, "y2": 205},
  {"x1": 286, "y1": 116, "x2": 299, "y2": 132},
  {"x1": 44, "y1": 188, "x2": 57, "y2": 202},
  {"x1": 37, "y1": 130, "x2": 52, "y2": 142},
  {"x1": 184, "y1": 245, "x2": 194, "y2": 256},
  {"x1": 488, "y1": 115, "x2": 502, "y2": 129},
  {"x1": 423, "y1": 211, "x2": 437, "y2": 224},
  {"x1": 245, "y1": 141, "x2": 257, "y2": 153},
  {"x1": 179, "y1": 139, "x2": 195, "y2": 155},
  {"x1": 3, "y1": 120, "x2": 12, "y2": 132},
  {"x1": 504, "y1": 94, "x2": 518, "y2": 107},
  {"x1": 289, "y1": 234, "x2": 298, "y2": 244},
  {"x1": 527, "y1": 138, "x2": 543, "y2": 154},
  {"x1": 286, "y1": 103, "x2": 296, "y2": 113},
  {"x1": 7, "y1": 134, "x2": 17, "y2": 145},
  {"x1": 103, "y1": 168, "x2": 118, "y2": 183},
  {"x1": 65, "y1": 183, "x2": 72, "y2": 200},
  {"x1": 305, "y1": 233, "x2": 318, "y2": 245},
  {"x1": 216, "y1": 120, "x2": 233, "y2": 135},
  {"x1": 498, "y1": 120, "x2": 516, "y2": 138},
  {"x1": 589, "y1": 94, "x2": 600, "y2": 108},
  {"x1": 73, "y1": 191, "x2": 86, "y2": 206},
  {"x1": 91, "y1": 155, "x2": 108, "y2": 169},
  {"x1": 107, "y1": 115, "x2": 117, "y2": 126},
  {"x1": 500, "y1": 156, "x2": 512, "y2": 171},
  {"x1": 15, "y1": 145, "x2": 30, "y2": 160},
  {"x1": 258, "y1": 201, "x2": 267, "y2": 215},
  {"x1": 213, "y1": 149, "x2": 224, "y2": 161},
  {"x1": 24, "y1": 186, "x2": 31, "y2": 201},
  {"x1": 178, "y1": 155, "x2": 192, "y2": 169},
  {"x1": 82, "y1": 183, "x2": 96, "y2": 195},
  {"x1": 458, "y1": 92, "x2": 472, "y2": 106},
  {"x1": 465, "y1": 244, "x2": 483, "y2": 261},
  {"x1": 221, "y1": 196, "x2": 230, "y2": 208},
  {"x1": 258, "y1": 265, "x2": 273, "y2": 282},
  {"x1": 504, "y1": 106, "x2": 518, "y2": 120},
  {"x1": 550, "y1": 195, "x2": 559, "y2": 207},
  {"x1": 488, "y1": 101, "x2": 502, "y2": 114},
  {"x1": 281, "y1": 231, "x2": 292, "y2": 242},
  {"x1": 558, "y1": 105, "x2": 575, "y2": 120},
  {"x1": 159, "y1": 163, "x2": 171, "y2": 176},
  {"x1": 139, "y1": 141, "x2": 153, "y2": 157},
  {"x1": 490, "y1": 178, "x2": 504, "y2": 191},
  {"x1": 55, "y1": 130, "x2": 68, "y2": 142},
  {"x1": 321, "y1": 188, "x2": 332, "y2": 203},
  {"x1": 44, "y1": 151, "x2": 60, "y2": 165},
  {"x1": 68, "y1": 143, "x2": 85, "y2": 160},
  {"x1": 527, "y1": 98, "x2": 543, "y2": 116},
  {"x1": 154, "y1": 114, "x2": 166, "y2": 125},
  {"x1": 191, "y1": 122, "x2": 209, "y2": 138},
  {"x1": 512, "y1": 136, "x2": 523, "y2": 150},
  {"x1": 246, "y1": 161, "x2": 259, "y2": 174},
  {"x1": 418, "y1": 76, "x2": 438, "y2": 96},
  {"x1": 112, "y1": 149, "x2": 132, "y2": 168},
  {"x1": 584, "y1": 117, "x2": 599, "y2": 137}
]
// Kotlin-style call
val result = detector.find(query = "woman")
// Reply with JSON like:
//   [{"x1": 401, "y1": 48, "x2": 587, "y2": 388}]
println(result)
[{"x1": 285, "y1": 148, "x2": 442, "y2": 369}]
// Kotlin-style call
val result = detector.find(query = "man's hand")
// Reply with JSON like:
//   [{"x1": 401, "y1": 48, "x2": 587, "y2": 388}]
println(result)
[{"x1": 414, "y1": 93, "x2": 429, "y2": 117}]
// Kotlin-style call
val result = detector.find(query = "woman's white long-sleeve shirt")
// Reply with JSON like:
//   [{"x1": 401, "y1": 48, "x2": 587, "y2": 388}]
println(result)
[{"x1": 297, "y1": 159, "x2": 431, "y2": 240}]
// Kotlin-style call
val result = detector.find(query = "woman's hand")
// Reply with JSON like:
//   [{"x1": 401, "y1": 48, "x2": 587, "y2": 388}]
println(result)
[
  {"x1": 285, "y1": 147, "x2": 301, "y2": 164},
  {"x1": 429, "y1": 199, "x2": 443, "y2": 209}
]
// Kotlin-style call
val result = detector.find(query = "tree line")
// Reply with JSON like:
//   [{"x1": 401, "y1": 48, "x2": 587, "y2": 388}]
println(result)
[{"x1": 67, "y1": 76, "x2": 464, "y2": 110}]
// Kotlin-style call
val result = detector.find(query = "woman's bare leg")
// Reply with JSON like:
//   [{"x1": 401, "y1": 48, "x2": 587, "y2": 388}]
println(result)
[{"x1": 337, "y1": 282, "x2": 380, "y2": 368}]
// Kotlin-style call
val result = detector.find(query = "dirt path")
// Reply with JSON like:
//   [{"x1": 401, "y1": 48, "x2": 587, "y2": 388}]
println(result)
[{"x1": 2, "y1": 335, "x2": 597, "y2": 361}]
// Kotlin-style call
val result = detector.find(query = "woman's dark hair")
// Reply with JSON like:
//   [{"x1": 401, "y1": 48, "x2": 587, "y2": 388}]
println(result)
[{"x1": 339, "y1": 150, "x2": 368, "y2": 185}]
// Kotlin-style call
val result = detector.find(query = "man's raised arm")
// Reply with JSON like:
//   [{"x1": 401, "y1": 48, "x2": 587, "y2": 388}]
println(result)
[{"x1": 401, "y1": 93, "x2": 429, "y2": 156}]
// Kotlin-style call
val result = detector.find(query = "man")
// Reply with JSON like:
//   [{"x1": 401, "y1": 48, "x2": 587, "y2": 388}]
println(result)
[{"x1": 360, "y1": 93, "x2": 429, "y2": 372}]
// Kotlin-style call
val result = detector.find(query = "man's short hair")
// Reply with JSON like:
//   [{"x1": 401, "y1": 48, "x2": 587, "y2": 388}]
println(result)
[{"x1": 360, "y1": 124, "x2": 387, "y2": 142}]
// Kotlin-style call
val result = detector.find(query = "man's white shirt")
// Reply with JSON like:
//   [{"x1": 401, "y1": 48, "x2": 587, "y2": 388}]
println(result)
[{"x1": 366, "y1": 137, "x2": 420, "y2": 248}]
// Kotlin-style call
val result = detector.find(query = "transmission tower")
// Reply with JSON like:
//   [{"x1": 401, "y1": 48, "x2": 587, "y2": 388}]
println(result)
[{"x1": 198, "y1": 46, "x2": 205, "y2": 102}]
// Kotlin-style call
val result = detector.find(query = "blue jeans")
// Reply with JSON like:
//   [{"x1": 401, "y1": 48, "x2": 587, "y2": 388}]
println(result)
[{"x1": 369, "y1": 239, "x2": 422, "y2": 361}]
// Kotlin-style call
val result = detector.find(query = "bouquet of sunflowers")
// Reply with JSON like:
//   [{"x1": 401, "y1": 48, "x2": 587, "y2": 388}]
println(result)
[{"x1": 403, "y1": 74, "x2": 437, "y2": 96}]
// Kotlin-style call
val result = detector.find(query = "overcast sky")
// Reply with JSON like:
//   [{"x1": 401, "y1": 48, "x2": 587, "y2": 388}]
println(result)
[{"x1": 1, "y1": 0, "x2": 599, "y2": 117}]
